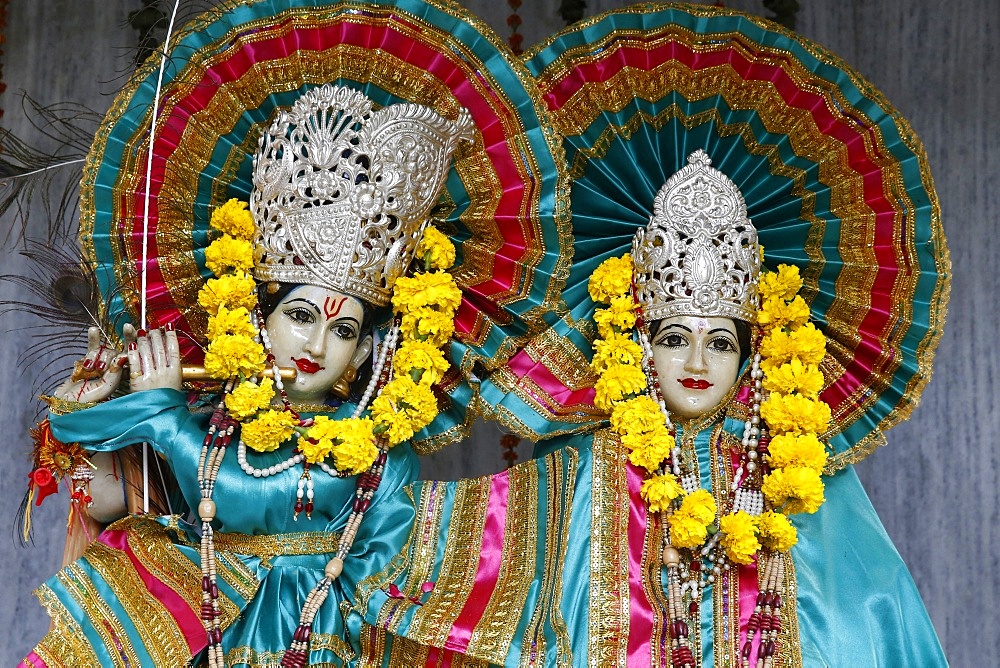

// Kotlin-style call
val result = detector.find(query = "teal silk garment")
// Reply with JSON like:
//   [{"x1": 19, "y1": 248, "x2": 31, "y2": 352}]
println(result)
[
  {"x1": 359, "y1": 414, "x2": 947, "y2": 666},
  {"x1": 28, "y1": 389, "x2": 418, "y2": 666}
]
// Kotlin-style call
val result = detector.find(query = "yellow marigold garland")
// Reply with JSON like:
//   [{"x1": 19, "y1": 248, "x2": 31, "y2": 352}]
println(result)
[
  {"x1": 756, "y1": 263, "x2": 832, "y2": 549},
  {"x1": 587, "y1": 257, "x2": 833, "y2": 563},
  {"x1": 200, "y1": 198, "x2": 461, "y2": 475}
]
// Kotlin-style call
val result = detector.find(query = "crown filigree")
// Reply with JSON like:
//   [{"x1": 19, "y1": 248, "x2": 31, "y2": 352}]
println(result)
[
  {"x1": 632, "y1": 149, "x2": 761, "y2": 322},
  {"x1": 250, "y1": 84, "x2": 474, "y2": 306}
]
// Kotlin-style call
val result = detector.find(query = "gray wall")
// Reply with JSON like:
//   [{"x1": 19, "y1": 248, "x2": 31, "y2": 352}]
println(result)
[{"x1": 1, "y1": 1, "x2": 996, "y2": 664}]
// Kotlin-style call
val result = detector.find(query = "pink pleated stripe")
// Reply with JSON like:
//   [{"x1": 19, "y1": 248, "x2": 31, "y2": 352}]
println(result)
[
  {"x1": 625, "y1": 462, "x2": 654, "y2": 664},
  {"x1": 99, "y1": 528, "x2": 206, "y2": 654},
  {"x1": 444, "y1": 472, "x2": 510, "y2": 653}
]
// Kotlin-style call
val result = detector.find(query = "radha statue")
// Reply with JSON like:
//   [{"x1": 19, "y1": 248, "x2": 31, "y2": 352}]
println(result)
[
  {"x1": 353, "y1": 5, "x2": 950, "y2": 667},
  {"x1": 17, "y1": 0, "x2": 569, "y2": 666}
]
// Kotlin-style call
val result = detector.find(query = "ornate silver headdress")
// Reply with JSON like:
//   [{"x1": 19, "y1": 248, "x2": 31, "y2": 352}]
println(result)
[
  {"x1": 250, "y1": 84, "x2": 474, "y2": 306},
  {"x1": 632, "y1": 149, "x2": 761, "y2": 322}
]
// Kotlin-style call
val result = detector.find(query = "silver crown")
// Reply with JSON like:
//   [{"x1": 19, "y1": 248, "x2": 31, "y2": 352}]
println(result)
[
  {"x1": 632, "y1": 149, "x2": 761, "y2": 322},
  {"x1": 250, "y1": 84, "x2": 474, "y2": 306}
]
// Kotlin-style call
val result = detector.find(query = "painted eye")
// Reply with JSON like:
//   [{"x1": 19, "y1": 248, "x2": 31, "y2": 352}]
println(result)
[
  {"x1": 658, "y1": 333, "x2": 686, "y2": 348},
  {"x1": 284, "y1": 308, "x2": 315, "y2": 324},
  {"x1": 709, "y1": 337, "x2": 737, "y2": 353},
  {"x1": 332, "y1": 323, "x2": 358, "y2": 341}
]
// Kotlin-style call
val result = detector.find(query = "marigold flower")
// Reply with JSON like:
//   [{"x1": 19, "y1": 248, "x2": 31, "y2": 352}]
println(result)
[
  {"x1": 719, "y1": 511, "x2": 761, "y2": 565},
  {"x1": 682, "y1": 488, "x2": 717, "y2": 525},
  {"x1": 302, "y1": 416, "x2": 377, "y2": 472},
  {"x1": 204, "y1": 234, "x2": 254, "y2": 277},
  {"x1": 241, "y1": 409, "x2": 297, "y2": 452},
  {"x1": 204, "y1": 334, "x2": 265, "y2": 379},
  {"x1": 588, "y1": 254, "x2": 633, "y2": 304},
  {"x1": 762, "y1": 358, "x2": 825, "y2": 398},
  {"x1": 371, "y1": 376, "x2": 438, "y2": 445},
  {"x1": 759, "y1": 264, "x2": 803, "y2": 301},
  {"x1": 299, "y1": 434, "x2": 335, "y2": 463},
  {"x1": 400, "y1": 307, "x2": 455, "y2": 347},
  {"x1": 394, "y1": 340, "x2": 450, "y2": 385},
  {"x1": 392, "y1": 271, "x2": 462, "y2": 315},
  {"x1": 592, "y1": 331, "x2": 643, "y2": 374},
  {"x1": 593, "y1": 295, "x2": 637, "y2": 339},
  {"x1": 762, "y1": 466, "x2": 825, "y2": 514},
  {"x1": 758, "y1": 295, "x2": 810, "y2": 331},
  {"x1": 667, "y1": 489, "x2": 717, "y2": 548},
  {"x1": 668, "y1": 512, "x2": 711, "y2": 549},
  {"x1": 593, "y1": 361, "x2": 647, "y2": 410},
  {"x1": 627, "y1": 440, "x2": 671, "y2": 473},
  {"x1": 760, "y1": 393, "x2": 831, "y2": 436},
  {"x1": 207, "y1": 306, "x2": 257, "y2": 341},
  {"x1": 787, "y1": 323, "x2": 827, "y2": 366},
  {"x1": 225, "y1": 377, "x2": 275, "y2": 420},
  {"x1": 198, "y1": 272, "x2": 258, "y2": 315},
  {"x1": 767, "y1": 433, "x2": 829, "y2": 473},
  {"x1": 332, "y1": 436, "x2": 379, "y2": 474},
  {"x1": 610, "y1": 395, "x2": 666, "y2": 436},
  {"x1": 210, "y1": 198, "x2": 255, "y2": 240},
  {"x1": 641, "y1": 473, "x2": 684, "y2": 512},
  {"x1": 416, "y1": 226, "x2": 456, "y2": 270},
  {"x1": 756, "y1": 510, "x2": 798, "y2": 552}
]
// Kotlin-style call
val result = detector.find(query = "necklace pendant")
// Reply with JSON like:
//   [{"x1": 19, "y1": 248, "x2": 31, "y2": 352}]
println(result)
[{"x1": 293, "y1": 468, "x2": 315, "y2": 520}]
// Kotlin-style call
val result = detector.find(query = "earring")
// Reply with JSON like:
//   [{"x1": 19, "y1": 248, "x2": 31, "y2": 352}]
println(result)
[{"x1": 331, "y1": 365, "x2": 358, "y2": 399}]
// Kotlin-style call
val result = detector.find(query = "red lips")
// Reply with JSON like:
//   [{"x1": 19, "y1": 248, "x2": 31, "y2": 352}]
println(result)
[
  {"x1": 292, "y1": 358, "x2": 324, "y2": 374},
  {"x1": 679, "y1": 378, "x2": 712, "y2": 390}
]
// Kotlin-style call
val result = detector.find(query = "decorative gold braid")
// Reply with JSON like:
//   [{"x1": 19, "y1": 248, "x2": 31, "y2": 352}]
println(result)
[
  {"x1": 356, "y1": 623, "x2": 389, "y2": 668},
  {"x1": 31, "y1": 585, "x2": 102, "y2": 667},
  {"x1": 213, "y1": 529, "x2": 341, "y2": 560},
  {"x1": 41, "y1": 395, "x2": 98, "y2": 415},
  {"x1": 771, "y1": 552, "x2": 804, "y2": 668},
  {"x1": 588, "y1": 429, "x2": 630, "y2": 666},
  {"x1": 57, "y1": 563, "x2": 141, "y2": 668}
]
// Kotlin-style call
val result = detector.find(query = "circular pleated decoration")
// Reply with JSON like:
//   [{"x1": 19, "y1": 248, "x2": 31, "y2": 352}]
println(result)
[
  {"x1": 78, "y1": 0, "x2": 570, "y2": 451},
  {"x1": 485, "y1": 3, "x2": 948, "y2": 466}
]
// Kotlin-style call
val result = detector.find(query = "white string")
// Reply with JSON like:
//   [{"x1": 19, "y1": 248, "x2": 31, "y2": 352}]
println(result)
[{"x1": 139, "y1": 0, "x2": 182, "y2": 515}]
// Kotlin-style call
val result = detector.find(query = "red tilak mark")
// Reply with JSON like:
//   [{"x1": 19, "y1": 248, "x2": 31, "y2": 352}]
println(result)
[{"x1": 323, "y1": 296, "x2": 348, "y2": 321}]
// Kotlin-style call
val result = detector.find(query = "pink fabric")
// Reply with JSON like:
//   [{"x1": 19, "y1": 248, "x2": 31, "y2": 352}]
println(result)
[
  {"x1": 445, "y1": 472, "x2": 510, "y2": 652},
  {"x1": 729, "y1": 448, "x2": 761, "y2": 666},
  {"x1": 18, "y1": 651, "x2": 47, "y2": 668},
  {"x1": 98, "y1": 528, "x2": 205, "y2": 654},
  {"x1": 737, "y1": 561, "x2": 761, "y2": 666},
  {"x1": 507, "y1": 349, "x2": 597, "y2": 407},
  {"x1": 625, "y1": 462, "x2": 654, "y2": 664}
]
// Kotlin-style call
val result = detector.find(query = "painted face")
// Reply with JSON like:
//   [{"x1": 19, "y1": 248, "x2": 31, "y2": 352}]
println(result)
[
  {"x1": 265, "y1": 285, "x2": 366, "y2": 403},
  {"x1": 651, "y1": 315, "x2": 742, "y2": 420}
]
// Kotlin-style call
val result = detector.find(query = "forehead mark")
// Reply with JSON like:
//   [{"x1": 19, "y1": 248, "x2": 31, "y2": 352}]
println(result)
[
  {"x1": 694, "y1": 318, "x2": 709, "y2": 334},
  {"x1": 323, "y1": 296, "x2": 349, "y2": 321}
]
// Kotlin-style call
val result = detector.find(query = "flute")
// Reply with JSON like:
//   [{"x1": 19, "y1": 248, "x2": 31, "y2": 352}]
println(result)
[{"x1": 180, "y1": 366, "x2": 297, "y2": 381}]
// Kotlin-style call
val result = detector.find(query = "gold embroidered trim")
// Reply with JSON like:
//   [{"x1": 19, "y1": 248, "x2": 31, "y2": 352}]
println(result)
[
  {"x1": 214, "y1": 529, "x2": 341, "y2": 560},
  {"x1": 225, "y1": 632, "x2": 353, "y2": 667},
  {"x1": 588, "y1": 429, "x2": 630, "y2": 666},
  {"x1": 41, "y1": 395, "x2": 99, "y2": 416},
  {"x1": 31, "y1": 585, "x2": 102, "y2": 667},
  {"x1": 57, "y1": 563, "x2": 142, "y2": 668},
  {"x1": 406, "y1": 477, "x2": 490, "y2": 645}
]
